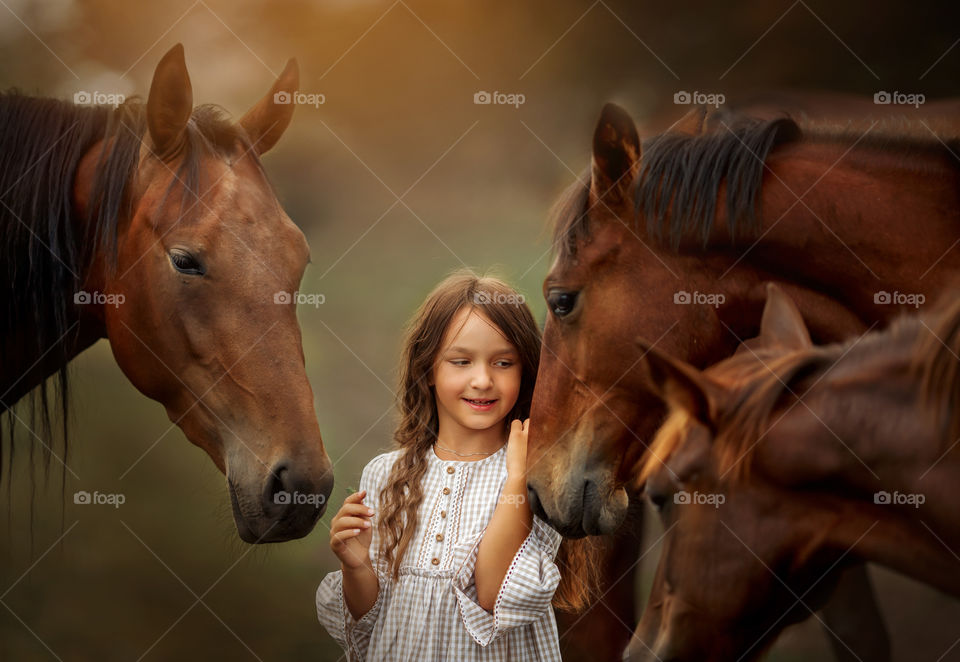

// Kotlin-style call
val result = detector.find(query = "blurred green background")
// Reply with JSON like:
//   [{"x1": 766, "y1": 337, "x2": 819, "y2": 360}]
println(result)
[{"x1": 2, "y1": 0, "x2": 960, "y2": 660}]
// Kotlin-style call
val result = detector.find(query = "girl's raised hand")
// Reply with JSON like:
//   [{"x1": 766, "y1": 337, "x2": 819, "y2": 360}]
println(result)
[
  {"x1": 330, "y1": 490, "x2": 374, "y2": 570},
  {"x1": 506, "y1": 418, "x2": 529, "y2": 479}
]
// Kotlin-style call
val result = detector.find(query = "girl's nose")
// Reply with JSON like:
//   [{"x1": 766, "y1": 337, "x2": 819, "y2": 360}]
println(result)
[{"x1": 470, "y1": 367, "x2": 493, "y2": 390}]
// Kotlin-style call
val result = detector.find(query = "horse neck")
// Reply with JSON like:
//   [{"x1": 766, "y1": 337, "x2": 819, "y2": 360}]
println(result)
[
  {"x1": 810, "y1": 494, "x2": 960, "y2": 597},
  {"x1": 753, "y1": 329, "x2": 960, "y2": 595},
  {"x1": 691, "y1": 137, "x2": 960, "y2": 345},
  {"x1": 754, "y1": 139, "x2": 960, "y2": 293},
  {"x1": 758, "y1": 328, "x2": 939, "y2": 490}
]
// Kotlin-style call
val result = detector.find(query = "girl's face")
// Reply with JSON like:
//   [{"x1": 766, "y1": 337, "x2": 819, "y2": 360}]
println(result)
[{"x1": 430, "y1": 306, "x2": 522, "y2": 437}]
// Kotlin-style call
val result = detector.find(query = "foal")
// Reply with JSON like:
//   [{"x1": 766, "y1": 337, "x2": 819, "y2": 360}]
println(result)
[{"x1": 626, "y1": 284, "x2": 960, "y2": 661}]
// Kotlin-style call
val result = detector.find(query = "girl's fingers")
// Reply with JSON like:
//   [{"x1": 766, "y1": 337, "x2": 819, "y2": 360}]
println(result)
[
  {"x1": 334, "y1": 516, "x2": 372, "y2": 531},
  {"x1": 340, "y1": 503, "x2": 375, "y2": 517},
  {"x1": 332, "y1": 529, "x2": 364, "y2": 546},
  {"x1": 344, "y1": 490, "x2": 367, "y2": 504}
]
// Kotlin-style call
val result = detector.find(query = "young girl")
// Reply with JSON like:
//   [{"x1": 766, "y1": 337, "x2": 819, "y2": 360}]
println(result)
[{"x1": 316, "y1": 271, "x2": 562, "y2": 661}]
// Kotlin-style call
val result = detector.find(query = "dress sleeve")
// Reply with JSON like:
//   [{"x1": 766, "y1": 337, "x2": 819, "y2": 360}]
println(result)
[
  {"x1": 450, "y1": 513, "x2": 563, "y2": 647},
  {"x1": 316, "y1": 453, "x2": 393, "y2": 661}
]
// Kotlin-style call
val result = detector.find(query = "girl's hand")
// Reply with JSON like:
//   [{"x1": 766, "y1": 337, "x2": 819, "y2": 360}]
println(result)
[
  {"x1": 330, "y1": 490, "x2": 374, "y2": 570},
  {"x1": 506, "y1": 418, "x2": 529, "y2": 479}
]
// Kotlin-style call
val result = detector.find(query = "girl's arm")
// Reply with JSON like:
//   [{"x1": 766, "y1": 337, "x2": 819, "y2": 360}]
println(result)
[
  {"x1": 474, "y1": 419, "x2": 533, "y2": 612},
  {"x1": 342, "y1": 559, "x2": 380, "y2": 620}
]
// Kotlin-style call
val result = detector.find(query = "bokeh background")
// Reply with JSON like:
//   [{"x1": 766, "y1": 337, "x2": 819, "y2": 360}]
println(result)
[{"x1": 2, "y1": 0, "x2": 960, "y2": 660}]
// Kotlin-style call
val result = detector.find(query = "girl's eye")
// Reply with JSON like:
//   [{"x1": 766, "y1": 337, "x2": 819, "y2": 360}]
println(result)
[
  {"x1": 495, "y1": 361, "x2": 514, "y2": 368},
  {"x1": 169, "y1": 249, "x2": 205, "y2": 276},
  {"x1": 450, "y1": 360, "x2": 469, "y2": 367}
]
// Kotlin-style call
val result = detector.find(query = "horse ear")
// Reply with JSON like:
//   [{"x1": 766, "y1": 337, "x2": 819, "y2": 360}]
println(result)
[
  {"x1": 670, "y1": 105, "x2": 707, "y2": 136},
  {"x1": 147, "y1": 43, "x2": 193, "y2": 158},
  {"x1": 754, "y1": 283, "x2": 812, "y2": 351},
  {"x1": 591, "y1": 102, "x2": 641, "y2": 206},
  {"x1": 638, "y1": 338, "x2": 718, "y2": 426},
  {"x1": 239, "y1": 58, "x2": 299, "y2": 156}
]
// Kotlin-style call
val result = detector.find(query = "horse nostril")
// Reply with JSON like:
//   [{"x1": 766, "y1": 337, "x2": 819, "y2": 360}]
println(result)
[{"x1": 265, "y1": 463, "x2": 294, "y2": 510}]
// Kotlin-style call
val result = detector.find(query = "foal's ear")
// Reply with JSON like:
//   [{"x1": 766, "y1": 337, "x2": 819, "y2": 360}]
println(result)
[
  {"x1": 147, "y1": 43, "x2": 193, "y2": 158},
  {"x1": 638, "y1": 338, "x2": 719, "y2": 426},
  {"x1": 591, "y1": 103, "x2": 641, "y2": 206},
  {"x1": 669, "y1": 105, "x2": 708, "y2": 136},
  {"x1": 240, "y1": 58, "x2": 299, "y2": 156},
  {"x1": 754, "y1": 283, "x2": 812, "y2": 351}
]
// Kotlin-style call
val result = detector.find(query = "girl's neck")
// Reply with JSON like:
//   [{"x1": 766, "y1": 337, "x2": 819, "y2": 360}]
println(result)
[{"x1": 434, "y1": 424, "x2": 506, "y2": 460}]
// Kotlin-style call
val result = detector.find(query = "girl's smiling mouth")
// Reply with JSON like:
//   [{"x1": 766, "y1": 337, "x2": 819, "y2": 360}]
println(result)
[{"x1": 463, "y1": 397, "x2": 498, "y2": 411}]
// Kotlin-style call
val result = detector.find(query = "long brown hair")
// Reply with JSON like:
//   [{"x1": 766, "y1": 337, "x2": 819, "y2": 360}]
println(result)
[{"x1": 376, "y1": 269, "x2": 597, "y2": 612}]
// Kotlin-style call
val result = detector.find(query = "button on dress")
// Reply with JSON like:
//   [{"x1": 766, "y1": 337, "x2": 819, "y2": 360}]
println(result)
[{"x1": 316, "y1": 445, "x2": 563, "y2": 661}]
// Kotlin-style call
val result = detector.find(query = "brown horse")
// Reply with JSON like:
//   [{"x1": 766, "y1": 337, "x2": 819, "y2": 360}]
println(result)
[
  {"x1": 0, "y1": 44, "x2": 332, "y2": 543},
  {"x1": 627, "y1": 284, "x2": 960, "y2": 661},
  {"x1": 526, "y1": 101, "x2": 960, "y2": 659}
]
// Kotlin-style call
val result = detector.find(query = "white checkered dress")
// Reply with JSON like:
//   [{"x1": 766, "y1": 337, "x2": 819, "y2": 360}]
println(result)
[{"x1": 317, "y1": 445, "x2": 563, "y2": 661}]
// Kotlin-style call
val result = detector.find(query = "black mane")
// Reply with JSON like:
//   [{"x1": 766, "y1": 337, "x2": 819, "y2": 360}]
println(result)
[{"x1": 550, "y1": 116, "x2": 801, "y2": 258}]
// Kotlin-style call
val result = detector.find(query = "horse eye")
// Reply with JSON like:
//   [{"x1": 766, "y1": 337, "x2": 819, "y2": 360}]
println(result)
[
  {"x1": 169, "y1": 250, "x2": 204, "y2": 276},
  {"x1": 547, "y1": 290, "x2": 579, "y2": 318}
]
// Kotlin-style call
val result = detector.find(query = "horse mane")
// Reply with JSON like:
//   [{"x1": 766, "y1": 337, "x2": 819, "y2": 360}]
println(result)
[
  {"x1": 0, "y1": 90, "x2": 252, "y2": 491},
  {"x1": 642, "y1": 300, "x2": 960, "y2": 486},
  {"x1": 550, "y1": 115, "x2": 802, "y2": 258},
  {"x1": 550, "y1": 111, "x2": 960, "y2": 260},
  {"x1": 640, "y1": 347, "x2": 832, "y2": 485}
]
